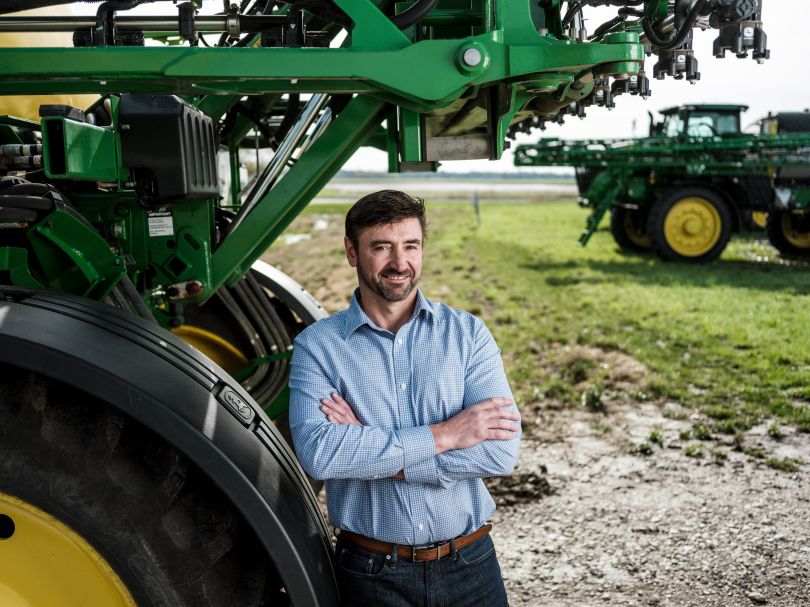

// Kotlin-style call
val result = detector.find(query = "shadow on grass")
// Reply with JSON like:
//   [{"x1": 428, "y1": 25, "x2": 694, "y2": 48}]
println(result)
[{"x1": 520, "y1": 249, "x2": 810, "y2": 294}]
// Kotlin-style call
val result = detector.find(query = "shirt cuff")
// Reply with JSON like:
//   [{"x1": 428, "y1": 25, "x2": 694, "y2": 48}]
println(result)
[
  {"x1": 404, "y1": 456, "x2": 441, "y2": 485},
  {"x1": 397, "y1": 426, "x2": 436, "y2": 470}
]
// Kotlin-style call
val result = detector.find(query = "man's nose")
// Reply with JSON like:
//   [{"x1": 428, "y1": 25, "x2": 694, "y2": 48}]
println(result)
[{"x1": 389, "y1": 247, "x2": 408, "y2": 270}]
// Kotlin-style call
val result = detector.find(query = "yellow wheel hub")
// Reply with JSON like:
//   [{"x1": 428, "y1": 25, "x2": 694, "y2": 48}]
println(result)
[
  {"x1": 664, "y1": 197, "x2": 722, "y2": 257},
  {"x1": 781, "y1": 213, "x2": 810, "y2": 249},
  {"x1": 0, "y1": 492, "x2": 136, "y2": 606},
  {"x1": 172, "y1": 325, "x2": 250, "y2": 374}
]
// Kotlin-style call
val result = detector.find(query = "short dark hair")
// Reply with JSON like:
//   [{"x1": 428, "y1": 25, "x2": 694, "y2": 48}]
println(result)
[{"x1": 345, "y1": 190, "x2": 428, "y2": 247}]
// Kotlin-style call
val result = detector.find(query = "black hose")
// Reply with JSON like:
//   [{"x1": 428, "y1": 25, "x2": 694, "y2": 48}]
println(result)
[
  {"x1": 389, "y1": 0, "x2": 438, "y2": 29},
  {"x1": 118, "y1": 273, "x2": 156, "y2": 323},
  {"x1": 98, "y1": 0, "x2": 145, "y2": 12},
  {"x1": 562, "y1": 1, "x2": 583, "y2": 27},
  {"x1": 641, "y1": 0, "x2": 710, "y2": 51}
]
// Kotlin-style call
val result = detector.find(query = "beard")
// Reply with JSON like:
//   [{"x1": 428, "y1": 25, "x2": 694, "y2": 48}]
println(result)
[{"x1": 357, "y1": 261, "x2": 420, "y2": 302}]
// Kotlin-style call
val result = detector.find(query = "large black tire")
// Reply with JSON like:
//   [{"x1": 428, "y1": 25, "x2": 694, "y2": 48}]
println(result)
[
  {"x1": 765, "y1": 210, "x2": 810, "y2": 257},
  {"x1": 609, "y1": 206, "x2": 652, "y2": 251},
  {"x1": 0, "y1": 367, "x2": 278, "y2": 606},
  {"x1": 647, "y1": 187, "x2": 732, "y2": 262}
]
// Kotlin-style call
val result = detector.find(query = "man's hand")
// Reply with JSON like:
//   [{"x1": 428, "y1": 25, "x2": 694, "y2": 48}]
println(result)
[
  {"x1": 320, "y1": 392, "x2": 362, "y2": 426},
  {"x1": 429, "y1": 397, "x2": 519, "y2": 455}
]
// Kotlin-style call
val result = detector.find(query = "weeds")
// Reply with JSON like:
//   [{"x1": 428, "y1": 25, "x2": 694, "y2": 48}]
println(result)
[
  {"x1": 631, "y1": 442, "x2": 654, "y2": 456},
  {"x1": 693, "y1": 424, "x2": 713, "y2": 441},
  {"x1": 581, "y1": 383, "x2": 605, "y2": 411},
  {"x1": 766, "y1": 457, "x2": 801, "y2": 473},
  {"x1": 684, "y1": 444, "x2": 704, "y2": 458},
  {"x1": 649, "y1": 429, "x2": 664, "y2": 446}
]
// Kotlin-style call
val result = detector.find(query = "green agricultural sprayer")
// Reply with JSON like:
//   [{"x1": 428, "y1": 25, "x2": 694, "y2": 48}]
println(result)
[
  {"x1": 0, "y1": 1, "x2": 773, "y2": 604},
  {"x1": 515, "y1": 104, "x2": 810, "y2": 262}
]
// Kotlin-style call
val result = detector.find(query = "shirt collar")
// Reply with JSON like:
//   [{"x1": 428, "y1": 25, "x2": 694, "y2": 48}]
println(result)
[{"x1": 342, "y1": 288, "x2": 436, "y2": 339}]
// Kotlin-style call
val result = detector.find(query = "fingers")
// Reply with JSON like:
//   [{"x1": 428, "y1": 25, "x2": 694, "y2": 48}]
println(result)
[
  {"x1": 487, "y1": 429, "x2": 518, "y2": 441},
  {"x1": 320, "y1": 392, "x2": 362, "y2": 426}
]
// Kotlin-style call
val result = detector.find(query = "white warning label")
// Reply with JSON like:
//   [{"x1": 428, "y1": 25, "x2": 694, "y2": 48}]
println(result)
[{"x1": 147, "y1": 211, "x2": 174, "y2": 237}]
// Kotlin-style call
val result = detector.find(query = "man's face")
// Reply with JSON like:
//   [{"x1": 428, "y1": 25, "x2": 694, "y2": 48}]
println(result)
[{"x1": 345, "y1": 217, "x2": 423, "y2": 303}]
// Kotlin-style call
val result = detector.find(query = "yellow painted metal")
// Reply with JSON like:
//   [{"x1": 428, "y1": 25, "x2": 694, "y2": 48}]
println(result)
[
  {"x1": 623, "y1": 211, "x2": 651, "y2": 249},
  {"x1": 0, "y1": 491, "x2": 136, "y2": 607},
  {"x1": 781, "y1": 213, "x2": 810, "y2": 249},
  {"x1": 751, "y1": 211, "x2": 768, "y2": 230},
  {"x1": 0, "y1": 7, "x2": 97, "y2": 121},
  {"x1": 172, "y1": 324, "x2": 250, "y2": 374},
  {"x1": 663, "y1": 197, "x2": 721, "y2": 257}
]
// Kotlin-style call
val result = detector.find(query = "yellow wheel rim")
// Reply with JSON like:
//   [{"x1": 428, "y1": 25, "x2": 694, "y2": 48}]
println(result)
[
  {"x1": 0, "y1": 492, "x2": 137, "y2": 607},
  {"x1": 781, "y1": 213, "x2": 810, "y2": 249},
  {"x1": 623, "y1": 211, "x2": 651, "y2": 248},
  {"x1": 172, "y1": 325, "x2": 250, "y2": 374},
  {"x1": 663, "y1": 197, "x2": 722, "y2": 257},
  {"x1": 751, "y1": 211, "x2": 768, "y2": 230}
]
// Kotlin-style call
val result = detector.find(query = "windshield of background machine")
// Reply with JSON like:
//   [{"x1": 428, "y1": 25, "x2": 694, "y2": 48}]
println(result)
[
  {"x1": 663, "y1": 115, "x2": 684, "y2": 137},
  {"x1": 687, "y1": 112, "x2": 739, "y2": 137}
]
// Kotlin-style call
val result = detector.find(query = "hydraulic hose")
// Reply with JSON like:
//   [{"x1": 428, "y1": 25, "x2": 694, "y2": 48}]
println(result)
[
  {"x1": 642, "y1": 0, "x2": 710, "y2": 50},
  {"x1": 389, "y1": 0, "x2": 438, "y2": 29}
]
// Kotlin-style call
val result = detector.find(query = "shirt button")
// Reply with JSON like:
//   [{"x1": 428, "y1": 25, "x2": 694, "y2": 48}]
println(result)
[
  {"x1": 397, "y1": 338, "x2": 403, "y2": 345},
  {"x1": 400, "y1": 383, "x2": 406, "y2": 390},
  {"x1": 418, "y1": 523, "x2": 424, "y2": 531},
  {"x1": 373, "y1": 475, "x2": 379, "y2": 479}
]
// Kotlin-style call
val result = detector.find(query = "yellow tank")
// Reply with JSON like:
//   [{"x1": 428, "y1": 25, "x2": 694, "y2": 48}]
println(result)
[{"x1": 0, "y1": 7, "x2": 98, "y2": 121}]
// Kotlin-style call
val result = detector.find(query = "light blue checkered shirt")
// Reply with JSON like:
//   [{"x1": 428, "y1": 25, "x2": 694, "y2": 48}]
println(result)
[{"x1": 289, "y1": 289, "x2": 520, "y2": 545}]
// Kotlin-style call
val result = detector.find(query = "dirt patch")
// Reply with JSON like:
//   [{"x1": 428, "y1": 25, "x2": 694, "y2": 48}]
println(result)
[
  {"x1": 486, "y1": 470, "x2": 555, "y2": 506},
  {"x1": 492, "y1": 400, "x2": 810, "y2": 607}
]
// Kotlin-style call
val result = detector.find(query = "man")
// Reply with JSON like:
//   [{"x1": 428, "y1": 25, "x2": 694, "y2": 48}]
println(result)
[{"x1": 289, "y1": 190, "x2": 521, "y2": 607}]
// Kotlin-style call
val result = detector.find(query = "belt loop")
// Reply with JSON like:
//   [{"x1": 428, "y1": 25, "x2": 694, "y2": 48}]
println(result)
[
  {"x1": 449, "y1": 537, "x2": 459, "y2": 561},
  {"x1": 389, "y1": 543, "x2": 398, "y2": 569}
]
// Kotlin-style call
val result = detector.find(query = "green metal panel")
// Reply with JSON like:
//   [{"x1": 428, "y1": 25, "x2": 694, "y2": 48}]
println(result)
[
  {"x1": 42, "y1": 117, "x2": 122, "y2": 182},
  {"x1": 0, "y1": 247, "x2": 45, "y2": 289},
  {"x1": 398, "y1": 108, "x2": 423, "y2": 162},
  {"x1": 27, "y1": 210, "x2": 126, "y2": 298}
]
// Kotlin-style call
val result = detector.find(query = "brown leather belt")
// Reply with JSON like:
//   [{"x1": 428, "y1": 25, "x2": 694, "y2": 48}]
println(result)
[{"x1": 339, "y1": 524, "x2": 492, "y2": 562}]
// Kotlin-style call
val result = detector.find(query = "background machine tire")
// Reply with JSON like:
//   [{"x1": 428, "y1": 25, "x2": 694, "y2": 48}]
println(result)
[
  {"x1": 647, "y1": 187, "x2": 732, "y2": 262},
  {"x1": 0, "y1": 369, "x2": 274, "y2": 606},
  {"x1": 609, "y1": 206, "x2": 652, "y2": 251},
  {"x1": 765, "y1": 210, "x2": 810, "y2": 257}
]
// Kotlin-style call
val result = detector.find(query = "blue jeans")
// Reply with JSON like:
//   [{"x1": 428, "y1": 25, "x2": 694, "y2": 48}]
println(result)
[{"x1": 334, "y1": 533, "x2": 509, "y2": 607}]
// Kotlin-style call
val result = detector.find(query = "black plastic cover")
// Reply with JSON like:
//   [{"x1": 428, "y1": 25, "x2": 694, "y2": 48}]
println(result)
[{"x1": 119, "y1": 95, "x2": 219, "y2": 203}]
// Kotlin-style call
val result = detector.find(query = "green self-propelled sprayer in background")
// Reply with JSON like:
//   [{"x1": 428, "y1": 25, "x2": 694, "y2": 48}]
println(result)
[
  {"x1": 515, "y1": 104, "x2": 810, "y2": 262},
  {"x1": 0, "y1": 1, "x2": 774, "y2": 605}
]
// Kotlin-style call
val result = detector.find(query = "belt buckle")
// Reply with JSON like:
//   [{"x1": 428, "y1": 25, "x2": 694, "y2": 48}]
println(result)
[{"x1": 411, "y1": 543, "x2": 439, "y2": 562}]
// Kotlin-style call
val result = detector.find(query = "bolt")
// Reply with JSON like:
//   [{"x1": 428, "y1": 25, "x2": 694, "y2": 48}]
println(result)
[
  {"x1": 462, "y1": 48, "x2": 482, "y2": 67},
  {"x1": 186, "y1": 281, "x2": 204, "y2": 297}
]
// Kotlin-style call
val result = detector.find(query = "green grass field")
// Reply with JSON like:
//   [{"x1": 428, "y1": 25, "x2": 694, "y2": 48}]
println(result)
[{"x1": 297, "y1": 200, "x2": 810, "y2": 435}]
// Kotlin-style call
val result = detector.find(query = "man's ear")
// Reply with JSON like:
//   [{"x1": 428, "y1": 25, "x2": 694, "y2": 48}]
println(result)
[{"x1": 344, "y1": 236, "x2": 358, "y2": 268}]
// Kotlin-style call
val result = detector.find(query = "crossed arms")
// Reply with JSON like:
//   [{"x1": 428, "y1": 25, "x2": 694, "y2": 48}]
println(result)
[{"x1": 288, "y1": 324, "x2": 521, "y2": 487}]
